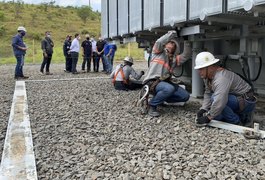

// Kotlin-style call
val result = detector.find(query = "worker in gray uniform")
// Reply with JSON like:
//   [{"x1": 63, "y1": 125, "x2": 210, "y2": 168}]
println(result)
[
  {"x1": 110, "y1": 56, "x2": 144, "y2": 91},
  {"x1": 194, "y1": 52, "x2": 257, "y2": 126},
  {"x1": 143, "y1": 30, "x2": 192, "y2": 117}
]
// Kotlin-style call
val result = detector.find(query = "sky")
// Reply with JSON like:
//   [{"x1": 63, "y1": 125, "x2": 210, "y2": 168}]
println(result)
[{"x1": 0, "y1": 0, "x2": 101, "y2": 11}]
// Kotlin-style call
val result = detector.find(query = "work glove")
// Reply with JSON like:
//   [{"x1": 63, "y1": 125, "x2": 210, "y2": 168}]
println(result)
[
  {"x1": 197, "y1": 109, "x2": 207, "y2": 118},
  {"x1": 141, "y1": 71, "x2": 145, "y2": 75},
  {"x1": 196, "y1": 116, "x2": 211, "y2": 126}
]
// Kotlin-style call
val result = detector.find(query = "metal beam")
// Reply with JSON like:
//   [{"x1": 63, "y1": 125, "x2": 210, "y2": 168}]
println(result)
[
  {"x1": 180, "y1": 25, "x2": 205, "y2": 36},
  {"x1": 208, "y1": 120, "x2": 265, "y2": 139},
  {"x1": 123, "y1": 36, "x2": 136, "y2": 43}
]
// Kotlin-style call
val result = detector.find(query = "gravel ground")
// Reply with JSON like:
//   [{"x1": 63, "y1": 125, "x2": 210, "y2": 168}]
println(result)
[{"x1": 0, "y1": 62, "x2": 265, "y2": 179}]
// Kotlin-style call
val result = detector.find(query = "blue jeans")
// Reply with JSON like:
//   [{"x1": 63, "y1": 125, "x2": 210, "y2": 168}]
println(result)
[
  {"x1": 103, "y1": 55, "x2": 112, "y2": 73},
  {"x1": 213, "y1": 94, "x2": 256, "y2": 124},
  {"x1": 149, "y1": 81, "x2": 190, "y2": 107},
  {"x1": 15, "y1": 55, "x2": 24, "y2": 77},
  {"x1": 110, "y1": 55, "x2": 114, "y2": 68}
]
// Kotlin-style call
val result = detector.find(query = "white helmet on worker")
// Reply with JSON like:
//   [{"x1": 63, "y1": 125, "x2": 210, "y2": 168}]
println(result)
[
  {"x1": 124, "y1": 56, "x2": 133, "y2": 64},
  {"x1": 194, "y1": 52, "x2": 219, "y2": 69},
  {"x1": 17, "y1": 26, "x2": 26, "y2": 32}
]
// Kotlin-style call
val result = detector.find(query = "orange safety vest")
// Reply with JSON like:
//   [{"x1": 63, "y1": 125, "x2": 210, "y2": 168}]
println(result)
[
  {"x1": 151, "y1": 55, "x2": 181, "y2": 73},
  {"x1": 112, "y1": 65, "x2": 129, "y2": 84}
]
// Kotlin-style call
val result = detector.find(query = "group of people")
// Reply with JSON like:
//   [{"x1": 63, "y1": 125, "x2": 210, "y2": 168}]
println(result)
[
  {"x1": 110, "y1": 31, "x2": 257, "y2": 128},
  {"x1": 12, "y1": 26, "x2": 257, "y2": 128},
  {"x1": 12, "y1": 25, "x2": 117, "y2": 78},
  {"x1": 63, "y1": 34, "x2": 117, "y2": 74}
]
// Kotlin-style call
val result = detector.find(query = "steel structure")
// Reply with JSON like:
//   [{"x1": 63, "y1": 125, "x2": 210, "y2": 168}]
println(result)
[{"x1": 101, "y1": 0, "x2": 265, "y2": 96}]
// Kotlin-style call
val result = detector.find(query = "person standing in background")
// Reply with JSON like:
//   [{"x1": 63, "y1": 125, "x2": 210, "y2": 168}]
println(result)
[
  {"x1": 63, "y1": 35, "x2": 72, "y2": 72},
  {"x1": 40, "y1": 31, "x2": 54, "y2": 75},
  {"x1": 81, "y1": 34, "x2": 92, "y2": 72},
  {"x1": 70, "y1": 33, "x2": 81, "y2": 74},
  {"x1": 12, "y1": 26, "x2": 29, "y2": 79},
  {"x1": 103, "y1": 41, "x2": 112, "y2": 74},
  {"x1": 91, "y1": 35, "x2": 98, "y2": 72},
  {"x1": 96, "y1": 36, "x2": 106, "y2": 72},
  {"x1": 108, "y1": 42, "x2": 117, "y2": 72}
]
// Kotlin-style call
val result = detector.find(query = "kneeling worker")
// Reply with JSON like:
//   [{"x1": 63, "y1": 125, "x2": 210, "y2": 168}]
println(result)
[
  {"x1": 194, "y1": 52, "x2": 257, "y2": 126},
  {"x1": 143, "y1": 30, "x2": 192, "y2": 117},
  {"x1": 111, "y1": 56, "x2": 144, "y2": 91}
]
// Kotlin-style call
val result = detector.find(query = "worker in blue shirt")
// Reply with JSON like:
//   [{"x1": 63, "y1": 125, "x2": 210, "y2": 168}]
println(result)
[
  {"x1": 103, "y1": 42, "x2": 117, "y2": 74},
  {"x1": 108, "y1": 43, "x2": 117, "y2": 71},
  {"x1": 103, "y1": 42, "x2": 112, "y2": 74},
  {"x1": 12, "y1": 26, "x2": 29, "y2": 79}
]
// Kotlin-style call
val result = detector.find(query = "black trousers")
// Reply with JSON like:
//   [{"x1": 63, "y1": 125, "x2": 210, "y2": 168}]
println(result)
[
  {"x1": 70, "y1": 52, "x2": 79, "y2": 73},
  {"x1": 40, "y1": 53, "x2": 52, "y2": 72},
  {"x1": 65, "y1": 54, "x2": 72, "y2": 72},
  {"x1": 92, "y1": 52, "x2": 98, "y2": 72},
  {"x1": 114, "y1": 81, "x2": 143, "y2": 91},
  {"x1": 82, "y1": 55, "x2": 92, "y2": 71}
]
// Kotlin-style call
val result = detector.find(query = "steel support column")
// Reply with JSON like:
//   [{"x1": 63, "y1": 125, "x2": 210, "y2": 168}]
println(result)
[{"x1": 191, "y1": 41, "x2": 204, "y2": 98}]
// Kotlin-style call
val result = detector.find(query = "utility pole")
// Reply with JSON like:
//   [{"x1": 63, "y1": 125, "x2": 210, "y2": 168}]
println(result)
[{"x1": 89, "y1": 0, "x2": 91, "y2": 7}]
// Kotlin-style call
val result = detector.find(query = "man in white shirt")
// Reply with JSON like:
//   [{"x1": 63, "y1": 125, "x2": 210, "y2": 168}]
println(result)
[
  {"x1": 90, "y1": 36, "x2": 98, "y2": 72},
  {"x1": 69, "y1": 33, "x2": 81, "y2": 74}
]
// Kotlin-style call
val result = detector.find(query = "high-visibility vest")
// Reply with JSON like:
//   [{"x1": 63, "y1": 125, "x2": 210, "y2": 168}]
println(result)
[{"x1": 112, "y1": 65, "x2": 129, "y2": 84}]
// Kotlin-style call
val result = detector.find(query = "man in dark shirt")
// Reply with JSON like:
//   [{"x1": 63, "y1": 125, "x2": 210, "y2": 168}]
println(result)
[
  {"x1": 63, "y1": 35, "x2": 72, "y2": 72},
  {"x1": 12, "y1": 26, "x2": 29, "y2": 79},
  {"x1": 96, "y1": 36, "x2": 106, "y2": 72},
  {"x1": 40, "y1": 31, "x2": 54, "y2": 75},
  {"x1": 81, "y1": 34, "x2": 92, "y2": 72}
]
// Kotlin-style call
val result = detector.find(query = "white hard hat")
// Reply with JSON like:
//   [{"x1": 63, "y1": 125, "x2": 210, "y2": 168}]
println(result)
[
  {"x1": 194, "y1": 52, "x2": 219, "y2": 69},
  {"x1": 17, "y1": 26, "x2": 26, "y2": 32},
  {"x1": 124, "y1": 56, "x2": 133, "y2": 64}
]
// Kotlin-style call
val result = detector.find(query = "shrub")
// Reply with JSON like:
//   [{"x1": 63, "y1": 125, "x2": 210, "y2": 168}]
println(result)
[
  {"x1": 81, "y1": 29, "x2": 89, "y2": 35},
  {"x1": 77, "y1": 6, "x2": 92, "y2": 23},
  {"x1": 31, "y1": 33, "x2": 41, "y2": 41},
  {"x1": 0, "y1": 25, "x2": 6, "y2": 36},
  {"x1": 0, "y1": 11, "x2": 5, "y2": 21}
]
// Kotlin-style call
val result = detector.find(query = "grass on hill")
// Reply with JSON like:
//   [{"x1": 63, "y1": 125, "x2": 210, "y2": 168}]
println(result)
[{"x1": 0, "y1": 1, "x2": 145, "y2": 65}]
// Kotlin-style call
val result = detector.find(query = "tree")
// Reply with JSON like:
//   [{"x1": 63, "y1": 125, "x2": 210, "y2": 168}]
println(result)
[
  {"x1": 14, "y1": 0, "x2": 24, "y2": 18},
  {"x1": 40, "y1": 1, "x2": 56, "y2": 12},
  {"x1": 77, "y1": 6, "x2": 92, "y2": 24}
]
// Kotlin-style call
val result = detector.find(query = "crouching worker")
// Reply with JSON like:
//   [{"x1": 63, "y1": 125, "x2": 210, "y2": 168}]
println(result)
[
  {"x1": 110, "y1": 56, "x2": 144, "y2": 91},
  {"x1": 143, "y1": 30, "x2": 192, "y2": 117},
  {"x1": 194, "y1": 52, "x2": 257, "y2": 127}
]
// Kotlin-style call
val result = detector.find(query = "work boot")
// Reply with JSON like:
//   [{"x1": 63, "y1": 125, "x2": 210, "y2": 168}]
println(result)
[
  {"x1": 148, "y1": 106, "x2": 160, "y2": 117},
  {"x1": 45, "y1": 72, "x2": 53, "y2": 75},
  {"x1": 21, "y1": 75, "x2": 29, "y2": 79}
]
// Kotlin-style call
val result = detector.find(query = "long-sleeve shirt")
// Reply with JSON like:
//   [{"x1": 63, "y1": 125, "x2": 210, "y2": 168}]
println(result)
[
  {"x1": 63, "y1": 40, "x2": 71, "y2": 56},
  {"x1": 70, "y1": 38, "x2": 80, "y2": 53},
  {"x1": 91, "y1": 40, "x2": 97, "y2": 52},
  {"x1": 143, "y1": 31, "x2": 192, "y2": 83},
  {"x1": 110, "y1": 64, "x2": 142, "y2": 82},
  {"x1": 12, "y1": 34, "x2": 26, "y2": 56},
  {"x1": 202, "y1": 68, "x2": 252, "y2": 118},
  {"x1": 41, "y1": 37, "x2": 54, "y2": 54}
]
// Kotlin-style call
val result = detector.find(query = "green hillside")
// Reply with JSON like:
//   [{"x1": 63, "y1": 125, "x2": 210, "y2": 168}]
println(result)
[{"x1": 0, "y1": 1, "x2": 145, "y2": 65}]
